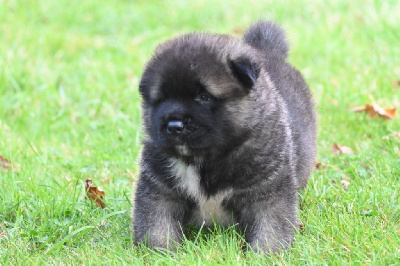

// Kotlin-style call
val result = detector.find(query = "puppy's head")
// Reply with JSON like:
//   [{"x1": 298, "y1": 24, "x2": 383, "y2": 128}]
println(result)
[{"x1": 139, "y1": 34, "x2": 261, "y2": 158}]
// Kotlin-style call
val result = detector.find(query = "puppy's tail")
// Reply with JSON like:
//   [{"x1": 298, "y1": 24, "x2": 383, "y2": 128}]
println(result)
[{"x1": 243, "y1": 21, "x2": 289, "y2": 58}]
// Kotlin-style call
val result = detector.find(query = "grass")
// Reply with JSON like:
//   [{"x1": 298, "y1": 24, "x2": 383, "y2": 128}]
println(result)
[{"x1": 1, "y1": 0, "x2": 399, "y2": 264}]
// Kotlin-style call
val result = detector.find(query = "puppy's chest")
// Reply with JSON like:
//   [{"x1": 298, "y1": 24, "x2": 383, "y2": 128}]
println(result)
[{"x1": 170, "y1": 159, "x2": 233, "y2": 226}]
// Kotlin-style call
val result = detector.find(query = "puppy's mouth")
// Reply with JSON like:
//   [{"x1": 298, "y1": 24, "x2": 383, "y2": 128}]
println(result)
[
  {"x1": 162, "y1": 138, "x2": 209, "y2": 156},
  {"x1": 160, "y1": 120, "x2": 209, "y2": 153},
  {"x1": 175, "y1": 145, "x2": 193, "y2": 157},
  {"x1": 156, "y1": 117, "x2": 215, "y2": 157}
]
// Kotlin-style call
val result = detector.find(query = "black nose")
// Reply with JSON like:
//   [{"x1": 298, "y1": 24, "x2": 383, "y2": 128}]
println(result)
[{"x1": 167, "y1": 120, "x2": 185, "y2": 135}]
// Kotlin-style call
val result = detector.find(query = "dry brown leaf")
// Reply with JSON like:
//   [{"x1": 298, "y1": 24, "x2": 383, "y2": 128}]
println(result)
[
  {"x1": 315, "y1": 162, "x2": 328, "y2": 170},
  {"x1": 382, "y1": 132, "x2": 400, "y2": 140},
  {"x1": 0, "y1": 155, "x2": 20, "y2": 170},
  {"x1": 355, "y1": 14, "x2": 365, "y2": 24},
  {"x1": 0, "y1": 155, "x2": 11, "y2": 169},
  {"x1": 85, "y1": 178, "x2": 106, "y2": 208},
  {"x1": 298, "y1": 222, "x2": 304, "y2": 231},
  {"x1": 331, "y1": 179, "x2": 350, "y2": 190},
  {"x1": 232, "y1": 27, "x2": 245, "y2": 35},
  {"x1": 126, "y1": 168, "x2": 138, "y2": 181},
  {"x1": 332, "y1": 143, "x2": 354, "y2": 155},
  {"x1": 340, "y1": 179, "x2": 350, "y2": 190},
  {"x1": 392, "y1": 80, "x2": 400, "y2": 88},
  {"x1": 360, "y1": 162, "x2": 370, "y2": 170},
  {"x1": 351, "y1": 103, "x2": 396, "y2": 119},
  {"x1": 101, "y1": 176, "x2": 110, "y2": 184}
]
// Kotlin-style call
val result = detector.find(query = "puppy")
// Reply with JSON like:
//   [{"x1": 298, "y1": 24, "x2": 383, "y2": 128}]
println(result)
[{"x1": 133, "y1": 21, "x2": 317, "y2": 254}]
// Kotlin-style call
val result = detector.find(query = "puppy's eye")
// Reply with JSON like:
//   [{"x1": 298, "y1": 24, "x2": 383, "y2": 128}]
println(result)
[
  {"x1": 200, "y1": 95, "x2": 212, "y2": 101},
  {"x1": 197, "y1": 94, "x2": 214, "y2": 102},
  {"x1": 152, "y1": 96, "x2": 167, "y2": 105}
]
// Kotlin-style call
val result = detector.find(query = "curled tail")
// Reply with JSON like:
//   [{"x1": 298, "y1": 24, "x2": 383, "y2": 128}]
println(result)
[{"x1": 243, "y1": 21, "x2": 289, "y2": 58}]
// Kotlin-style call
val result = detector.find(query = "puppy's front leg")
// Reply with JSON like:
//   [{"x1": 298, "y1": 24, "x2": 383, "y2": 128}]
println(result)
[
  {"x1": 236, "y1": 193, "x2": 298, "y2": 254},
  {"x1": 134, "y1": 191, "x2": 190, "y2": 250}
]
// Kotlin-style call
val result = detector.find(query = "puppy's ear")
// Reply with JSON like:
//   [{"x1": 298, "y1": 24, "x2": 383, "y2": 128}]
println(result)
[{"x1": 229, "y1": 57, "x2": 259, "y2": 89}]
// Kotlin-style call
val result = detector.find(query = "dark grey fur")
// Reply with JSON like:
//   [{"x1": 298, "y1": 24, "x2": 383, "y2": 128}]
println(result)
[{"x1": 133, "y1": 21, "x2": 317, "y2": 254}]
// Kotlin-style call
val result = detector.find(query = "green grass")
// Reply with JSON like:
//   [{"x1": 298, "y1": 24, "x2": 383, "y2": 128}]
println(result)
[{"x1": 1, "y1": 0, "x2": 399, "y2": 264}]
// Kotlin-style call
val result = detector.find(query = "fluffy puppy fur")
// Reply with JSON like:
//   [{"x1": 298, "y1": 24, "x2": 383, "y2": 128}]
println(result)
[{"x1": 133, "y1": 21, "x2": 317, "y2": 254}]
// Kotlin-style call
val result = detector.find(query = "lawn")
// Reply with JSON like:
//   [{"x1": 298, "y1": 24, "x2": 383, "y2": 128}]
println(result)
[{"x1": 1, "y1": 0, "x2": 399, "y2": 264}]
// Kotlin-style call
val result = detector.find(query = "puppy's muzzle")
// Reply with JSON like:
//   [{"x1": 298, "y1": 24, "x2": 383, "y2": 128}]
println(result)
[{"x1": 166, "y1": 120, "x2": 186, "y2": 136}]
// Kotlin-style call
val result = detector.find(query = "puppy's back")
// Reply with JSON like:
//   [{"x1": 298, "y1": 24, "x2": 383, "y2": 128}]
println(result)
[{"x1": 243, "y1": 21, "x2": 317, "y2": 188}]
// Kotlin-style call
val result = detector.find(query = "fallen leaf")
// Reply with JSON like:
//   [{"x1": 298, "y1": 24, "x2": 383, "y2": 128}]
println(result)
[
  {"x1": 340, "y1": 179, "x2": 350, "y2": 190},
  {"x1": 351, "y1": 103, "x2": 396, "y2": 119},
  {"x1": 315, "y1": 162, "x2": 328, "y2": 170},
  {"x1": 85, "y1": 179, "x2": 106, "y2": 208},
  {"x1": 0, "y1": 155, "x2": 11, "y2": 169},
  {"x1": 392, "y1": 80, "x2": 400, "y2": 88},
  {"x1": 331, "y1": 179, "x2": 350, "y2": 190},
  {"x1": 360, "y1": 162, "x2": 370, "y2": 170},
  {"x1": 355, "y1": 13, "x2": 365, "y2": 24},
  {"x1": 0, "y1": 155, "x2": 20, "y2": 170},
  {"x1": 332, "y1": 143, "x2": 354, "y2": 155},
  {"x1": 101, "y1": 176, "x2": 110, "y2": 184},
  {"x1": 126, "y1": 168, "x2": 137, "y2": 181},
  {"x1": 382, "y1": 132, "x2": 400, "y2": 140},
  {"x1": 298, "y1": 222, "x2": 304, "y2": 231},
  {"x1": 232, "y1": 27, "x2": 244, "y2": 35},
  {"x1": 0, "y1": 231, "x2": 6, "y2": 238}
]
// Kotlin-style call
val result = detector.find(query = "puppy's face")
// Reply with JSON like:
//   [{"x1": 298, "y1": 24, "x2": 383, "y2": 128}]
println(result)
[
  {"x1": 139, "y1": 34, "x2": 260, "y2": 158},
  {"x1": 149, "y1": 81, "x2": 221, "y2": 157}
]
